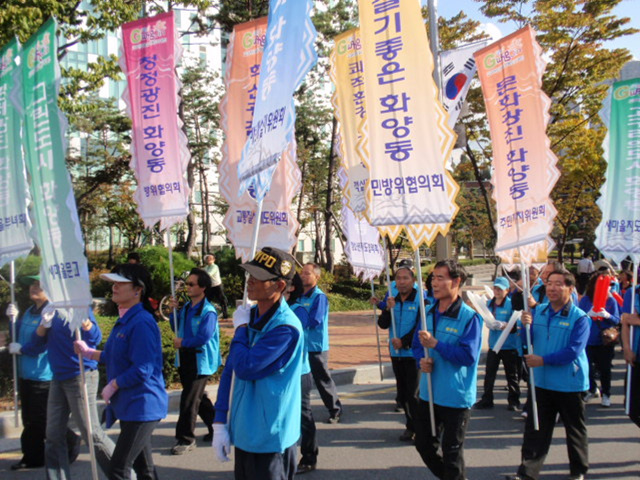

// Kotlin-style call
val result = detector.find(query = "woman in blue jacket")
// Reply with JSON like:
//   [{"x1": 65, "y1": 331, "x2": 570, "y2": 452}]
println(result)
[
  {"x1": 76, "y1": 263, "x2": 168, "y2": 479},
  {"x1": 578, "y1": 273, "x2": 620, "y2": 407}
]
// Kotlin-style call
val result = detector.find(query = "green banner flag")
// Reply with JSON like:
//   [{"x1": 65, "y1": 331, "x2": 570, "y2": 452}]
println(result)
[
  {"x1": 595, "y1": 78, "x2": 640, "y2": 264},
  {"x1": 22, "y1": 18, "x2": 91, "y2": 328},
  {"x1": 0, "y1": 37, "x2": 33, "y2": 266}
]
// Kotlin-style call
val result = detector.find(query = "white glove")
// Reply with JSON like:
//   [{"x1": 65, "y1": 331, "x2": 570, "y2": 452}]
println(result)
[
  {"x1": 233, "y1": 305, "x2": 251, "y2": 329},
  {"x1": 6, "y1": 303, "x2": 18, "y2": 318},
  {"x1": 588, "y1": 308, "x2": 611, "y2": 320},
  {"x1": 212, "y1": 423, "x2": 231, "y2": 462},
  {"x1": 40, "y1": 304, "x2": 56, "y2": 328},
  {"x1": 9, "y1": 342, "x2": 22, "y2": 355}
]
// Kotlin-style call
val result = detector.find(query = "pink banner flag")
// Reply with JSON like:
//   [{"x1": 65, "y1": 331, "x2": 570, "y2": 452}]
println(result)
[
  {"x1": 120, "y1": 11, "x2": 190, "y2": 230},
  {"x1": 475, "y1": 26, "x2": 559, "y2": 264},
  {"x1": 219, "y1": 18, "x2": 300, "y2": 261}
]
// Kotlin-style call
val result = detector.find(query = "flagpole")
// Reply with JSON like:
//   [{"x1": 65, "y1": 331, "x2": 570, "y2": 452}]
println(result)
[
  {"x1": 75, "y1": 329, "x2": 99, "y2": 480},
  {"x1": 371, "y1": 280, "x2": 384, "y2": 381},
  {"x1": 626, "y1": 262, "x2": 637, "y2": 415},
  {"x1": 415, "y1": 249, "x2": 436, "y2": 436},
  {"x1": 166, "y1": 230, "x2": 180, "y2": 367},
  {"x1": 522, "y1": 260, "x2": 539, "y2": 430},
  {"x1": 382, "y1": 236, "x2": 398, "y2": 355},
  {"x1": 9, "y1": 261, "x2": 19, "y2": 427},
  {"x1": 243, "y1": 197, "x2": 265, "y2": 305}
]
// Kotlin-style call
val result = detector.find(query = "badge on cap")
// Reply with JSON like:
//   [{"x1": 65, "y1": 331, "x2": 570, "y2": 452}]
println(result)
[{"x1": 281, "y1": 260, "x2": 292, "y2": 276}]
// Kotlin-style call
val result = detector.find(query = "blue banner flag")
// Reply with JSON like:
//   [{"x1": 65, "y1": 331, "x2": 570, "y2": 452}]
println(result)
[
  {"x1": 237, "y1": 0, "x2": 317, "y2": 200},
  {"x1": 0, "y1": 37, "x2": 33, "y2": 266}
]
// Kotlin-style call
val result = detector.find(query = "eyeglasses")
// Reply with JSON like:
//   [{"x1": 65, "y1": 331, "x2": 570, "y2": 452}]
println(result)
[{"x1": 186, "y1": 282, "x2": 197, "y2": 287}]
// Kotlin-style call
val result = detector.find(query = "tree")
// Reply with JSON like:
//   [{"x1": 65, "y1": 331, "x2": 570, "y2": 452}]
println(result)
[{"x1": 476, "y1": 0, "x2": 637, "y2": 261}]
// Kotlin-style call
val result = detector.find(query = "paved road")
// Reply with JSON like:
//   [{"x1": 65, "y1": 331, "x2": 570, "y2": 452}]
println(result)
[{"x1": 1, "y1": 355, "x2": 638, "y2": 479}]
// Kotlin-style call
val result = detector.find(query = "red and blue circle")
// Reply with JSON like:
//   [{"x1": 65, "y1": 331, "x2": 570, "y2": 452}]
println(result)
[{"x1": 445, "y1": 73, "x2": 468, "y2": 100}]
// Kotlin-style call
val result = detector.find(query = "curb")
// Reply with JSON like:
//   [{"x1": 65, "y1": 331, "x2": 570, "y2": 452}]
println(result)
[{"x1": 0, "y1": 362, "x2": 394, "y2": 446}]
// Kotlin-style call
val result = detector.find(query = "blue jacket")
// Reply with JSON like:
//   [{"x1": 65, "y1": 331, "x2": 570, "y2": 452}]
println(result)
[
  {"x1": 527, "y1": 302, "x2": 589, "y2": 392},
  {"x1": 622, "y1": 286, "x2": 640, "y2": 356},
  {"x1": 291, "y1": 303, "x2": 311, "y2": 375},
  {"x1": 295, "y1": 286, "x2": 329, "y2": 353},
  {"x1": 378, "y1": 288, "x2": 421, "y2": 358},
  {"x1": 412, "y1": 297, "x2": 482, "y2": 408},
  {"x1": 221, "y1": 300, "x2": 303, "y2": 453},
  {"x1": 487, "y1": 296, "x2": 518, "y2": 351},
  {"x1": 16, "y1": 304, "x2": 52, "y2": 381},
  {"x1": 101, "y1": 303, "x2": 168, "y2": 423},
  {"x1": 30, "y1": 310, "x2": 101, "y2": 381},
  {"x1": 577, "y1": 295, "x2": 620, "y2": 346},
  {"x1": 175, "y1": 298, "x2": 221, "y2": 376}
]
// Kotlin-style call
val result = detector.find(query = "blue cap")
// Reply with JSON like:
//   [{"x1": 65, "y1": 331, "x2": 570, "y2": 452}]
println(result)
[{"x1": 493, "y1": 277, "x2": 510, "y2": 290}]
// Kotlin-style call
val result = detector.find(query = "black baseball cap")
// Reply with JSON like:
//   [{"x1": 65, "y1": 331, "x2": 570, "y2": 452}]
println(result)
[
  {"x1": 397, "y1": 259, "x2": 414, "y2": 271},
  {"x1": 240, "y1": 247, "x2": 296, "y2": 281}
]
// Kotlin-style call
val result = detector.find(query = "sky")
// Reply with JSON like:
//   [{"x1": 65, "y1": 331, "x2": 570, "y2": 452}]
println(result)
[{"x1": 425, "y1": 0, "x2": 640, "y2": 61}]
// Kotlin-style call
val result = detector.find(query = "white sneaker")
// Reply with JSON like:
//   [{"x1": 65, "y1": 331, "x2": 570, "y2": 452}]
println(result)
[
  {"x1": 584, "y1": 389, "x2": 600, "y2": 402},
  {"x1": 601, "y1": 395, "x2": 611, "y2": 407},
  {"x1": 521, "y1": 411, "x2": 528, "y2": 419}
]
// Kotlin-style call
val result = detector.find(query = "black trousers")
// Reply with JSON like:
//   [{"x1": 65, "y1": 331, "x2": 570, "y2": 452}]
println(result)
[
  {"x1": 176, "y1": 350, "x2": 215, "y2": 443},
  {"x1": 300, "y1": 373, "x2": 318, "y2": 465},
  {"x1": 627, "y1": 361, "x2": 640, "y2": 428},
  {"x1": 110, "y1": 420, "x2": 159, "y2": 480},
  {"x1": 586, "y1": 344, "x2": 615, "y2": 396},
  {"x1": 414, "y1": 400, "x2": 471, "y2": 480},
  {"x1": 391, "y1": 356, "x2": 419, "y2": 431},
  {"x1": 481, "y1": 349, "x2": 521, "y2": 406},
  {"x1": 517, "y1": 387, "x2": 588, "y2": 479},
  {"x1": 235, "y1": 444, "x2": 297, "y2": 480},
  {"x1": 18, "y1": 378, "x2": 80, "y2": 467},
  {"x1": 308, "y1": 351, "x2": 342, "y2": 416},
  {"x1": 211, "y1": 284, "x2": 229, "y2": 317}
]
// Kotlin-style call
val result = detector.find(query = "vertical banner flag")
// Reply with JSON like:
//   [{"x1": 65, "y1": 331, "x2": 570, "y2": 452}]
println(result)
[
  {"x1": 595, "y1": 78, "x2": 640, "y2": 263},
  {"x1": 475, "y1": 26, "x2": 559, "y2": 264},
  {"x1": 339, "y1": 168, "x2": 385, "y2": 281},
  {"x1": 237, "y1": 0, "x2": 317, "y2": 201},
  {"x1": 220, "y1": 18, "x2": 301, "y2": 261},
  {"x1": 120, "y1": 11, "x2": 190, "y2": 230},
  {"x1": 357, "y1": 0, "x2": 459, "y2": 250},
  {"x1": 1, "y1": 37, "x2": 33, "y2": 266},
  {"x1": 21, "y1": 18, "x2": 91, "y2": 328},
  {"x1": 440, "y1": 41, "x2": 488, "y2": 129},
  {"x1": 330, "y1": 29, "x2": 369, "y2": 215}
]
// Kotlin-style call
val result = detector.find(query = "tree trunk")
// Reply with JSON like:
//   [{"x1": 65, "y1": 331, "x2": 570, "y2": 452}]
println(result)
[
  {"x1": 324, "y1": 117, "x2": 338, "y2": 273},
  {"x1": 465, "y1": 143, "x2": 497, "y2": 240}
]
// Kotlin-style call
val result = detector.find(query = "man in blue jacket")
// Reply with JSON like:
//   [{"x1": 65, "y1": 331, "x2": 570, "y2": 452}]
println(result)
[
  {"x1": 412, "y1": 260, "x2": 482, "y2": 480},
  {"x1": 507, "y1": 269, "x2": 589, "y2": 480},
  {"x1": 212, "y1": 247, "x2": 303, "y2": 480},
  {"x1": 378, "y1": 263, "x2": 422, "y2": 441},
  {"x1": 299, "y1": 263, "x2": 343, "y2": 423},
  {"x1": 171, "y1": 267, "x2": 220, "y2": 455},
  {"x1": 475, "y1": 276, "x2": 521, "y2": 411}
]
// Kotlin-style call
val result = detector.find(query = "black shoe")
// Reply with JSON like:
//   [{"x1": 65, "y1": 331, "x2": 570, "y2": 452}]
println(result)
[
  {"x1": 508, "y1": 404, "x2": 522, "y2": 412},
  {"x1": 171, "y1": 441, "x2": 196, "y2": 455},
  {"x1": 473, "y1": 400, "x2": 494, "y2": 410},
  {"x1": 398, "y1": 428, "x2": 415, "y2": 442},
  {"x1": 296, "y1": 463, "x2": 317, "y2": 474},
  {"x1": 11, "y1": 461, "x2": 41, "y2": 470},
  {"x1": 326, "y1": 411, "x2": 342, "y2": 424},
  {"x1": 203, "y1": 431, "x2": 213, "y2": 443}
]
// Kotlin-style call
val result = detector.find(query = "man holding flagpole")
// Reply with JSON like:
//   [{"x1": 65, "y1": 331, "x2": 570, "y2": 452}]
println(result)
[
  {"x1": 412, "y1": 260, "x2": 482, "y2": 480},
  {"x1": 507, "y1": 269, "x2": 589, "y2": 480}
]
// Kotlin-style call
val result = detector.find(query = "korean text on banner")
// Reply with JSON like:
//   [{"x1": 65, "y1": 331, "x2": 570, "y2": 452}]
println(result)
[
  {"x1": 330, "y1": 29, "x2": 369, "y2": 216},
  {"x1": 0, "y1": 37, "x2": 33, "y2": 266},
  {"x1": 440, "y1": 41, "x2": 488, "y2": 130},
  {"x1": 475, "y1": 26, "x2": 559, "y2": 265},
  {"x1": 357, "y1": 0, "x2": 459, "y2": 250},
  {"x1": 219, "y1": 17, "x2": 300, "y2": 262},
  {"x1": 339, "y1": 168, "x2": 384, "y2": 281},
  {"x1": 21, "y1": 18, "x2": 91, "y2": 329},
  {"x1": 595, "y1": 78, "x2": 640, "y2": 264},
  {"x1": 120, "y1": 11, "x2": 190, "y2": 230},
  {"x1": 237, "y1": 0, "x2": 317, "y2": 201}
]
